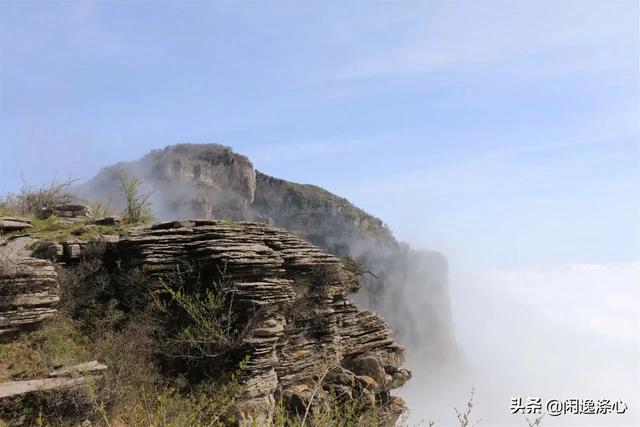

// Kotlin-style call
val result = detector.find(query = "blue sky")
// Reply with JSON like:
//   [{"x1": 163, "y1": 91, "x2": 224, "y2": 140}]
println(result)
[{"x1": 1, "y1": 1, "x2": 638, "y2": 269}]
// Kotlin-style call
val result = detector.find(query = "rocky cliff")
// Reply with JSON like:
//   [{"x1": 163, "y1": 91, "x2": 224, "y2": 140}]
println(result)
[
  {"x1": 80, "y1": 144, "x2": 457, "y2": 359},
  {"x1": 112, "y1": 220, "x2": 411, "y2": 425},
  {"x1": 0, "y1": 255, "x2": 58, "y2": 340},
  {"x1": 0, "y1": 217, "x2": 410, "y2": 424},
  {"x1": 0, "y1": 143, "x2": 456, "y2": 424}
]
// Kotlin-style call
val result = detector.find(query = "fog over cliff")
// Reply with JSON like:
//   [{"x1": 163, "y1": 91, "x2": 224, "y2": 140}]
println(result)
[
  {"x1": 78, "y1": 144, "x2": 640, "y2": 426},
  {"x1": 402, "y1": 261, "x2": 639, "y2": 426},
  {"x1": 78, "y1": 144, "x2": 459, "y2": 361}
]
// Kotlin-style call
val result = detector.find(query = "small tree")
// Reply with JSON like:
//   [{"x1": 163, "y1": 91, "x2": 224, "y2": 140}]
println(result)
[{"x1": 119, "y1": 173, "x2": 153, "y2": 224}]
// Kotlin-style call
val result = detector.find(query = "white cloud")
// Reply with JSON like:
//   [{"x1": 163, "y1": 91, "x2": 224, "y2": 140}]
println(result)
[
  {"x1": 482, "y1": 261, "x2": 640, "y2": 344},
  {"x1": 402, "y1": 259, "x2": 640, "y2": 425}
]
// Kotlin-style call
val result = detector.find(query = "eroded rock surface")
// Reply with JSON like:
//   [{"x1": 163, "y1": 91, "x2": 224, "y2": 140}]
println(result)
[
  {"x1": 113, "y1": 220, "x2": 411, "y2": 425},
  {"x1": 79, "y1": 143, "x2": 458, "y2": 360},
  {"x1": 0, "y1": 256, "x2": 58, "y2": 339},
  {"x1": 0, "y1": 217, "x2": 32, "y2": 234}
]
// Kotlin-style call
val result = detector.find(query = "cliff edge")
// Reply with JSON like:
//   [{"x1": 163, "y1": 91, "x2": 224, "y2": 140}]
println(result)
[{"x1": 79, "y1": 143, "x2": 457, "y2": 359}]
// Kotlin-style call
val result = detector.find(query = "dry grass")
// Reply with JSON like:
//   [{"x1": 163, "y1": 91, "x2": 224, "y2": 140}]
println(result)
[
  {"x1": 0, "y1": 314, "x2": 89, "y2": 382},
  {"x1": 1, "y1": 176, "x2": 76, "y2": 218}
]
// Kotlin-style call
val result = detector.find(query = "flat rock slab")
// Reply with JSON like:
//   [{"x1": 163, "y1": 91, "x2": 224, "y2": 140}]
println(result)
[
  {"x1": 0, "y1": 376, "x2": 96, "y2": 399},
  {"x1": 0, "y1": 217, "x2": 32, "y2": 233},
  {"x1": 0, "y1": 361, "x2": 107, "y2": 398},
  {"x1": 49, "y1": 361, "x2": 107, "y2": 377},
  {"x1": 0, "y1": 235, "x2": 38, "y2": 258},
  {"x1": 40, "y1": 204, "x2": 92, "y2": 219}
]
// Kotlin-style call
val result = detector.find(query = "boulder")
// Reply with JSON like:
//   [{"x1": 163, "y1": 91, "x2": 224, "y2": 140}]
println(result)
[
  {"x1": 39, "y1": 204, "x2": 92, "y2": 220},
  {"x1": 91, "y1": 216, "x2": 120, "y2": 226},
  {"x1": 347, "y1": 355, "x2": 387, "y2": 389}
]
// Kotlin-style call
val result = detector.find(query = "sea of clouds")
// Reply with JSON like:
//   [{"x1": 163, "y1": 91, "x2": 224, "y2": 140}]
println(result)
[{"x1": 400, "y1": 260, "x2": 639, "y2": 427}]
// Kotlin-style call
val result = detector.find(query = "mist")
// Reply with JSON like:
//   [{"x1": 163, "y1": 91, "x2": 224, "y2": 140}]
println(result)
[
  {"x1": 396, "y1": 257, "x2": 639, "y2": 426},
  {"x1": 73, "y1": 144, "x2": 639, "y2": 426}
]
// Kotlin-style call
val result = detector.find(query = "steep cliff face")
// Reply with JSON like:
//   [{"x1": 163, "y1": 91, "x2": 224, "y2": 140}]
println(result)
[
  {"x1": 252, "y1": 172, "x2": 457, "y2": 359},
  {"x1": 1, "y1": 143, "x2": 457, "y2": 423},
  {"x1": 80, "y1": 143, "x2": 457, "y2": 359},
  {"x1": 112, "y1": 220, "x2": 411, "y2": 425},
  {"x1": 253, "y1": 172, "x2": 395, "y2": 254}
]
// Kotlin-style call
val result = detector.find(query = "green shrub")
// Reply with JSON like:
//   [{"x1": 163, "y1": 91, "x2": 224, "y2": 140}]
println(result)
[
  {"x1": 0, "y1": 314, "x2": 89, "y2": 382},
  {"x1": 0, "y1": 384, "x2": 94, "y2": 426},
  {"x1": 119, "y1": 173, "x2": 153, "y2": 224},
  {"x1": 272, "y1": 388, "x2": 379, "y2": 427},
  {"x1": 153, "y1": 264, "x2": 243, "y2": 380}
]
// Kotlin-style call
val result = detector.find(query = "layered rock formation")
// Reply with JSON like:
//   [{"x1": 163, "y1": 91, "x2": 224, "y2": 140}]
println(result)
[
  {"x1": 112, "y1": 220, "x2": 411, "y2": 425},
  {"x1": 253, "y1": 171, "x2": 457, "y2": 359},
  {"x1": 253, "y1": 172, "x2": 395, "y2": 254},
  {"x1": 0, "y1": 255, "x2": 58, "y2": 339},
  {"x1": 0, "y1": 217, "x2": 32, "y2": 234},
  {"x1": 80, "y1": 143, "x2": 457, "y2": 359}
]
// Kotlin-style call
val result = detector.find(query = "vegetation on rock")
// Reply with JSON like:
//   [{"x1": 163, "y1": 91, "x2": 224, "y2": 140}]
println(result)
[{"x1": 118, "y1": 173, "x2": 154, "y2": 224}]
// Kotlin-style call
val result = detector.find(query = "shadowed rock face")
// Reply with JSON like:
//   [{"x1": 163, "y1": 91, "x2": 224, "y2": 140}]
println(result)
[
  {"x1": 80, "y1": 143, "x2": 457, "y2": 360},
  {"x1": 253, "y1": 172, "x2": 396, "y2": 255},
  {"x1": 112, "y1": 220, "x2": 411, "y2": 425}
]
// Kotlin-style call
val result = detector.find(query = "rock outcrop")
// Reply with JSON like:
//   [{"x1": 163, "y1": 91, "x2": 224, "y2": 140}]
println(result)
[
  {"x1": 253, "y1": 171, "x2": 395, "y2": 254},
  {"x1": 0, "y1": 255, "x2": 58, "y2": 339},
  {"x1": 37, "y1": 235, "x2": 119, "y2": 264},
  {"x1": 79, "y1": 143, "x2": 458, "y2": 359},
  {"x1": 0, "y1": 217, "x2": 32, "y2": 234},
  {"x1": 0, "y1": 361, "x2": 107, "y2": 399},
  {"x1": 39, "y1": 204, "x2": 92, "y2": 220},
  {"x1": 112, "y1": 220, "x2": 411, "y2": 425}
]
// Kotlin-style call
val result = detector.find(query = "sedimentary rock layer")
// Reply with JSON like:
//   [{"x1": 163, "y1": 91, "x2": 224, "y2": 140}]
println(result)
[
  {"x1": 113, "y1": 220, "x2": 411, "y2": 425},
  {"x1": 0, "y1": 217, "x2": 32, "y2": 234},
  {"x1": 0, "y1": 256, "x2": 58, "y2": 338}
]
